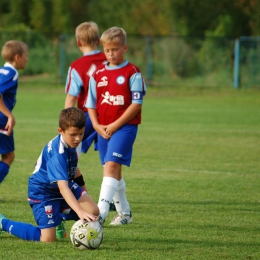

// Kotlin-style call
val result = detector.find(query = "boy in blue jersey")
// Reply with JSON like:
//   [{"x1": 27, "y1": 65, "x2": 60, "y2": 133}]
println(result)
[
  {"x1": 0, "y1": 107, "x2": 99, "y2": 242},
  {"x1": 86, "y1": 27, "x2": 146, "y2": 226},
  {"x1": 0, "y1": 40, "x2": 28, "y2": 186}
]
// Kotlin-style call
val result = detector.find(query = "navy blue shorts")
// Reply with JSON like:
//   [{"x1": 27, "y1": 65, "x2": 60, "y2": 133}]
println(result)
[
  {"x1": 0, "y1": 130, "x2": 14, "y2": 154},
  {"x1": 98, "y1": 124, "x2": 138, "y2": 167},
  {"x1": 31, "y1": 183, "x2": 86, "y2": 229},
  {"x1": 81, "y1": 112, "x2": 97, "y2": 153}
]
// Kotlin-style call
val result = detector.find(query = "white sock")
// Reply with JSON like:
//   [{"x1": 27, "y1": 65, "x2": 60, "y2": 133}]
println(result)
[
  {"x1": 113, "y1": 178, "x2": 131, "y2": 215},
  {"x1": 98, "y1": 177, "x2": 119, "y2": 219}
]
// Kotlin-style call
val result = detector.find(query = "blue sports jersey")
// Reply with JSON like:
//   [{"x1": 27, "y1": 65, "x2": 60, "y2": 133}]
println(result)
[
  {"x1": 0, "y1": 63, "x2": 18, "y2": 128},
  {"x1": 28, "y1": 134, "x2": 81, "y2": 204}
]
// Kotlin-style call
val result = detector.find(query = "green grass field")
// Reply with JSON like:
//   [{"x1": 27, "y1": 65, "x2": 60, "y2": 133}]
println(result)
[{"x1": 0, "y1": 81, "x2": 260, "y2": 259}]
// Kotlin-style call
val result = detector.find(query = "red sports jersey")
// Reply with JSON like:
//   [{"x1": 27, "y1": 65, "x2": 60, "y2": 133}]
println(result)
[
  {"x1": 65, "y1": 52, "x2": 106, "y2": 112},
  {"x1": 91, "y1": 61, "x2": 145, "y2": 125}
]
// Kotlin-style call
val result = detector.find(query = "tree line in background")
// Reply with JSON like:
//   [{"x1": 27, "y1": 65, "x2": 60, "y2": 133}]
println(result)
[{"x1": 0, "y1": 0, "x2": 260, "y2": 37}]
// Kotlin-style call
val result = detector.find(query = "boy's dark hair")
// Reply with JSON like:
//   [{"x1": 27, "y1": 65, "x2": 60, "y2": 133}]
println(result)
[{"x1": 59, "y1": 107, "x2": 86, "y2": 131}]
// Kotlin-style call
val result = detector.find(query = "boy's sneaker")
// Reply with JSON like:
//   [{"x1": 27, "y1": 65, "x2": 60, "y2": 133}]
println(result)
[
  {"x1": 0, "y1": 214, "x2": 7, "y2": 234},
  {"x1": 109, "y1": 212, "x2": 132, "y2": 226},
  {"x1": 56, "y1": 220, "x2": 67, "y2": 239}
]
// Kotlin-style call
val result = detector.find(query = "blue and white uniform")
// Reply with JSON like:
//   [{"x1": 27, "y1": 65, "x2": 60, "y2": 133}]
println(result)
[
  {"x1": 0, "y1": 63, "x2": 18, "y2": 153},
  {"x1": 28, "y1": 134, "x2": 86, "y2": 229}
]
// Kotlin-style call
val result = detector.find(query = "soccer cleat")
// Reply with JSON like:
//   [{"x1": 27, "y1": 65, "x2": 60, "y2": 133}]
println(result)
[
  {"x1": 109, "y1": 200, "x2": 116, "y2": 211},
  {"x1": 56, "y1": 220, "x2": 67, "y2": 239},
  {"x1": 0, "y1": 214, "x2": 7, "y2": 234},
  {"x1": 97, "y1": 215, "x2": 105, "y2": 227},
  {"x1": 109, "y1": 212, "x2": 132, "y2": 226}
]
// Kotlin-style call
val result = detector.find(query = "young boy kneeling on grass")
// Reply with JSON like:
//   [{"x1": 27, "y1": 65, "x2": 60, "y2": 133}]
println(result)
[{"x1": 0, "y1": 107, "x2": 99, "y2": 242}]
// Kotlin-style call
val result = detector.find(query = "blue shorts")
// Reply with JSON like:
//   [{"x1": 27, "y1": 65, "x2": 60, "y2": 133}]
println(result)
[
  {"x1": 0, "y1": 130, "x2": 14, "y2": 154},
  {"x1": 81, "y1": 112, "x2": 97, "y2": 153},
  {"x1": 98, "y1": 124, "x2": 138, "y2": 167},
  {"x1": 30, "y1": 182, "x2": 86, "y2": 229}
]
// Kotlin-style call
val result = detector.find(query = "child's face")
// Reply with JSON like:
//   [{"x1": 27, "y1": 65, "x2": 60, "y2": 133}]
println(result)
[
  {"x1": 15, "y1": 50, "x2": 29, "y2": 70},
  {"x1": 58, "y1": 126, "x2": 85, "y2": 148},
  {"x1": 103, "y1": 41, "x2": 128, "y2": 66}
]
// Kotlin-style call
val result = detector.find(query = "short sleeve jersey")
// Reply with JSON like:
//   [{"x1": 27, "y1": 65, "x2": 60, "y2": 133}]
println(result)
[
  {"x1": 86, "y1": 60, "x2": 146, "y2": 125},
  {"x1": 0, "y1": 63, "x2": 18, "y2": 127},
  {"x1": 65, "y1": 51, "x2": 106, "y2": 112},
  {"x1": 28, "y1": 134, "x2": 81, "y2": 204}
]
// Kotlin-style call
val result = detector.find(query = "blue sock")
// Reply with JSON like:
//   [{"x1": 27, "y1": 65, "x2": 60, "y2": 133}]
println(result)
[
  {"x1": 0, "y1": 162, "x2": 9, "y2": 183},
  {"x1": 2, "y1": 219, "x2": 41, "y2": 241}
]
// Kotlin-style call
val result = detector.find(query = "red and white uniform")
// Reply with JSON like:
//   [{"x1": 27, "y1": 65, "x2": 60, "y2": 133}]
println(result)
[
  {"x1": 65, "y1": 50, "x2": 106, "y2": 112},
  {"x1": 86, "y1": 60, "x2": 146, "y2": 125}
]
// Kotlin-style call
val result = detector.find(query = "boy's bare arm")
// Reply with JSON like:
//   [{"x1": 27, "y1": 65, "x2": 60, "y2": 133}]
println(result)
[
  {"x1": 0, "y1": 95, "x2": 15, "y2": 135},
  {"x1": 64, "y1": 94, "x2": 77, "y2": 108},
  {"x1": 57, "y1": 180, "x2": 97, "y2": 222}
]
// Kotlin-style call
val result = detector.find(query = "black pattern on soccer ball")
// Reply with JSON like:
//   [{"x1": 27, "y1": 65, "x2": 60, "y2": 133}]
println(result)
[{"x1": 70, "y1": 220, "x2": 103, "y2": 250}]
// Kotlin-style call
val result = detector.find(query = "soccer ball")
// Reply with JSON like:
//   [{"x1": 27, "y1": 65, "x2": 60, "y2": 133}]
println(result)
[{"x1": 70, "y1": 220, "x2": 103, "y2": 250}]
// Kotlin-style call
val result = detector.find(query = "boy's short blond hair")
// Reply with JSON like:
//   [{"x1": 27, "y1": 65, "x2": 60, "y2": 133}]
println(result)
[
  {"x1": 1, "y1": 40, "x2": 28, "y2": 62},
  {"x1": 100, "y1": 27, "x2": 127, "y2": 46},
  {"x1": 75, "y1": 21, "x2": 100, "y2": 47}
]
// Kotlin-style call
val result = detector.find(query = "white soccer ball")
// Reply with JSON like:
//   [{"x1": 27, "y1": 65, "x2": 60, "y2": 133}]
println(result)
[{"x1": 70, "y1": 220, "x2": 103, "y2": 250}]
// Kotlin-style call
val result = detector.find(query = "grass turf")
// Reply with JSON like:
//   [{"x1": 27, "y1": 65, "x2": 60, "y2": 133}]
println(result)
[{"x1": 0, "y1": 82, "x2": 259, "y2": 259}]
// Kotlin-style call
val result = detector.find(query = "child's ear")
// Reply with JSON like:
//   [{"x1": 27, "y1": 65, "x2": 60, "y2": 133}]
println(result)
[
  {"x1": 77, "y1": 39, "x2": 82, "y2": 47},
  {"x1": 14, "y1": 54, "x2": 20, "y2": 63},
  {"x1": 58, "y1": 127, "x2": 63, "y2": 134}
]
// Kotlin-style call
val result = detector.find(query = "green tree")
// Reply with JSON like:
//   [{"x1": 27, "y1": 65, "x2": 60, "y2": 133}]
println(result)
[
  {"x1": 0, "y1": 0, "x2": 31, "y2": 31},
  {"x1": 171, "y1": 0, "x2": 259, "y2": 37},
  {"x1": 86, "y1": 0, "x2": 174, "y2": 36}
]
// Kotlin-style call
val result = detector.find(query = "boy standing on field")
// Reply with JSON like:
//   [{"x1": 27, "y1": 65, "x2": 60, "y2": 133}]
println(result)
[
  {"x1": 0, "y1": 40, "x2": 28, "y2": 185},
  {"x1": 0, "y1": 107, "x2": 99, "y2": 242},
  {"x1": 64, "y1": 21, "x2": 106, "y2": 154},
  {"x1": 63, "y1": 21, "x2": 116, "y2": 213},
  {"x1": 86, "y1": 27, "x2": 146, "y2": 226}
]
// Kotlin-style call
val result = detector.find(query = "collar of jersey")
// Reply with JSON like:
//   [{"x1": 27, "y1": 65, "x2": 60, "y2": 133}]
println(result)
[{"x1": 105, "y1": 60, "x2": 128, "y2": 70}]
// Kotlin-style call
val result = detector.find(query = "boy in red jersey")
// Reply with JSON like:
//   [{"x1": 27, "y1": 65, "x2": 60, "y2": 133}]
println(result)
[
  {"x1": 86, "y1": 27, "x2": 146, "y2": 226},
  {"x1": 58, "y1": 22, "x2": 107, "y2": 238},
  {"x1": 64, "y1": 21, "x2": 106, "y2": 154}
]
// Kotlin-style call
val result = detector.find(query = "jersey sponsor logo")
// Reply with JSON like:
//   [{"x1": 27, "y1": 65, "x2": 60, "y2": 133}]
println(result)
[
  {"x1": 101, "y1": 91, "x2": 124, "y2": 105},
  {"x1": 96, "y1": 68, "x2": 105, "y2": 74},
  {"x1": 116, "y1": 76, "x2": 125, "y2": 85},
  {"x1": 0, "y1": 69, "x2": 9, "y2": 75},
  {"x1": 48, "y1": 220, "x2": 55, "y2": 224},
  {"x1": 97, "y1": 76, "x2": 108, "y2": 87},
  {"x1": 113, "y1": 152, "x2": 123, "y2": 158}
]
